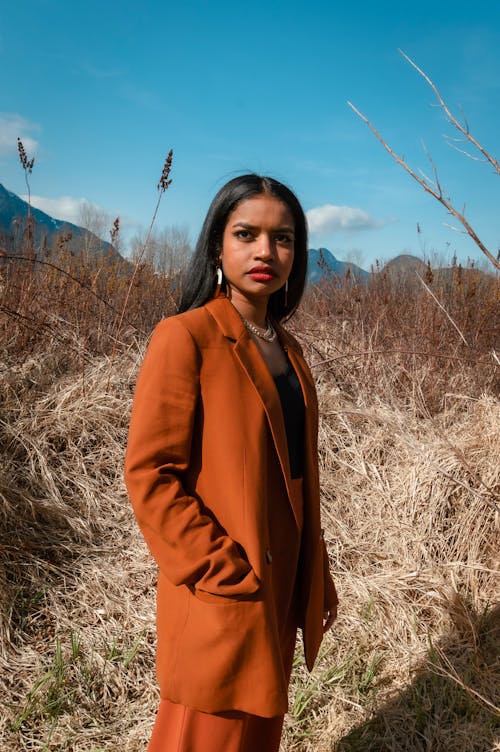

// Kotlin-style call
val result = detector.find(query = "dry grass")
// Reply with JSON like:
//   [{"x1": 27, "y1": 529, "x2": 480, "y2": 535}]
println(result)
[
  {"x1": 283, "y1": 387, "x2": 499, "y2": 751},
  {"x1": 281, "y1": 283, "x2": 499, "y2": 750},
  {"x1": 297, "y1": 267, "x2": 499, "y2": 412},
  {"x1": 0, "y1": 346, "x2": 159, "y2": 750},
  {"x1": 0, "y1": 231, "x2": 499, "y2": 749},
  {"x1": 1, "y1": 321, "x2": 498, "y2": 750},
  {"x1": 0, "y1": 249, "x2": 178, "y2": 364}
]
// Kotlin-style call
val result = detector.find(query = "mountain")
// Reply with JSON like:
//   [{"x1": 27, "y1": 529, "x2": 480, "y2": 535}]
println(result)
[
  {"x1": 381, "y1": 254, "x2": 428, "y2": 276},
  {"x1": 307, "y1": 247, "x2": 369, "y2": 283},
  {"x1": 0, "y1": 183, "x2": 122, "y2": 262},
  {"x1": 381, "y1": 254, "x2": 492, "y2": 284}
]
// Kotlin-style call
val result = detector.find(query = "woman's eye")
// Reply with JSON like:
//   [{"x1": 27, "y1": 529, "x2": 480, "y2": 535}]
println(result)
[
  {"x1": 276, "y1": 233, "x2": 293, "y2": 243},
  {"x1": 235, "y1": 230, "x2": 251, "y2": 239}
]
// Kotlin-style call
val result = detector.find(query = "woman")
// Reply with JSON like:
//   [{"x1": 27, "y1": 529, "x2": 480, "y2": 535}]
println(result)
[{"x1": 125, "y1": 174, "x2": 338, "y2": 752}]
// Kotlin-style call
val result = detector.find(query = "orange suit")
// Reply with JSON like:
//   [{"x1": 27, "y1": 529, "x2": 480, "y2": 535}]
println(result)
[{"x1": 124, "y1": 295, "x2": 338, "y2": 721}]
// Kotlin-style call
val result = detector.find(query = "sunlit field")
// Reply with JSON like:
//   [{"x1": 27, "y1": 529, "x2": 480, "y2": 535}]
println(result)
[{"x1": 1, "y1": 214, "x2": 498, "y2": 750}]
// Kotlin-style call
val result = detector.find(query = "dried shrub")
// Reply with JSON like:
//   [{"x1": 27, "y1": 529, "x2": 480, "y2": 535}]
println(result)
[{"x1": 0, "y1": 191, "x2": 498, "y2": 749}]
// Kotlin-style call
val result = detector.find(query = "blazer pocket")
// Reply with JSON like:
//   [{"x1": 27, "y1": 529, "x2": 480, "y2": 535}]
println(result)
[{"x1": 190, "y1": 585, "x2": 261, "y2": 606}]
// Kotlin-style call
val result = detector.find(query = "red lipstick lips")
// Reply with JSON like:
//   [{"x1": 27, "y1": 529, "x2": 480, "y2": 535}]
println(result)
[{"x1": 247, "y1": 266, "x2": 276, "y2": 282}]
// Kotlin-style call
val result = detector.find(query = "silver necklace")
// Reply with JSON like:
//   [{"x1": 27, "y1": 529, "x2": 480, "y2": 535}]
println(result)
[{"x1": 242, "y1": 316, "x2": 276, "y2": 342}]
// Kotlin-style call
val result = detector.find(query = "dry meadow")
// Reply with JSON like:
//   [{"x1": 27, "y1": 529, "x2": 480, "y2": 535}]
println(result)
[{"x1": 0, "y1": 241, "x2": 498, "y2": 751}]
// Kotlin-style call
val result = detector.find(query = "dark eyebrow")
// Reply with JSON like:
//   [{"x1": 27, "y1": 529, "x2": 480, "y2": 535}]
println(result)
[{"x1": 231, "y1": 221, "x2": 295, "y2": 234}]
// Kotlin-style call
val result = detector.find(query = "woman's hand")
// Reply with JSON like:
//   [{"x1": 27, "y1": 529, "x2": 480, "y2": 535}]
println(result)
[{"x1": 323, "y1": 604, "x2": 337, "y2": 632}]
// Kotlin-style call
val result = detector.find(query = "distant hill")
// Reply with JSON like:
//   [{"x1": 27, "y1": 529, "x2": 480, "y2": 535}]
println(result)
[
  {"x1": 306, "y1": 250, "x2": 494, "y2": 286},
  {"x1": 381, "y1": 254, "x2": 492, "y2": 285},
  {"x1": 0, "y1": 183, "x2": 122, "y2": 263},
  {"x1": 307, "y1": 247, "x2": 369, "y2": 283},
  {"x1": 382, "y1": 254, "x2": 427, "y2": 275}
]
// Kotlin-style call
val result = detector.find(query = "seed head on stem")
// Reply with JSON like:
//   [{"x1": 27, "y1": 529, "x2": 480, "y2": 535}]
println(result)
[
  {"x1": 110, "y1": 217, "x2": 120, "y2": 246},
  {"x1": 157, "y1": 150, "x2": 173, "y2": 192},
  {"x1": 17, "y1": 137, "x2": 35, "y2": 252},
  {"x1": 106, "y1": 149, "x2": 174, "y2": 389},
  {"x1": 17, "y1": 138, "x2": 35, "y2": 174}
]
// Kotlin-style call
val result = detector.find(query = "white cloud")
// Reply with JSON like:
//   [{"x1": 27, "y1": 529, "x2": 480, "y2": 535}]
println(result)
[
  {"x1": 0, "y1": 113, "x2": 40, "y2": 157},
  {"x1": 20, "y1": 194, "x2": 129, "y2": 242},
  {"x1": 21, "y1": 194, "x2": 103, "y2": 226},
  {"x1": 306, "y1": 204, "x2": 384, "y2": 234}
]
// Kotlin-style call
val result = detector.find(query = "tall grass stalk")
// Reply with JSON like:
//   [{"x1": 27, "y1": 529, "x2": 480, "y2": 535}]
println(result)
[{"x1": 106, "y1": 150, "x2": 174, "y2": 388}]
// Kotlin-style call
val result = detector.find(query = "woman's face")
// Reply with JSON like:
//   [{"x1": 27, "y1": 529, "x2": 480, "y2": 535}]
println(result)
[{"x1": 220, "y1": 194, "x2": 295, "y2": 308}]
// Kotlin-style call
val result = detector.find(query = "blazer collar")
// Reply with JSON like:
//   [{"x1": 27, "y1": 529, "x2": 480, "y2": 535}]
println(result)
[
  {"x1": 205, "y1": 294, "x2": 302, "y2": 353},
  {"x1": 205, "y1": 295, "x2": 313, "y2": 528}
]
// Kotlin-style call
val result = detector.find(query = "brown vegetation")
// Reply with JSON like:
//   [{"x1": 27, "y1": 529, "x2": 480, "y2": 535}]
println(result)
[
  {"x1": 0, "y1": 148, "x2": 498, "y2": 749},
  {"x1": 298, "y1": 264, "x2": 499, "y2": 414}
]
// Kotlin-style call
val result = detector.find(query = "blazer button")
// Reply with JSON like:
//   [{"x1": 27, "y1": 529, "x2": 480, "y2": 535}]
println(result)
[{"x1": 265, "y1": 548, "x2": 273, "y2": 564}]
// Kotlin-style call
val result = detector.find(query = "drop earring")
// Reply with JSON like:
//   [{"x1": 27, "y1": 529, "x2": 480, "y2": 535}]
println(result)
[
  {"x1": 284, "y1": 278, "x2": 289, "y2": 307},
  {"x1": 214, "y1": 263, "x2": 223, "y2": 298}
]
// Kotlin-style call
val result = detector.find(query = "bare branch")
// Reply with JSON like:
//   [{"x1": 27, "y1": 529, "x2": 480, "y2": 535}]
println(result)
[
  {"x1": 444, "y1": 136, "x2": 486, "y2": 162},
  {"x1": 398, "y1": 49, "x2": 500, "y2": 176},
  {"x1": 421, "y1": 138, "x2": 443, "y2": 196},
  {"x1": 443, "y1": 222, "x2": 468, "y2": 235},
  {"x1": 417, "y1": 168, "x2": 439, "y2": 192},
  {"x1": 346, "y1": 100, "x2": 500, "y2": 271}
]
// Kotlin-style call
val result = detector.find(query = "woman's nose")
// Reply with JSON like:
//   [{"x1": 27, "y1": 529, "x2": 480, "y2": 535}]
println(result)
[{"x1": 254, "y1": 237, "x2": 274, "y2": 259}]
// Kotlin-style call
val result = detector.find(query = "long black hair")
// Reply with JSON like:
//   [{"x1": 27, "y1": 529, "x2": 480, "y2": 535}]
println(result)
[{"x1": 178, "y1": 174, "x2": 308, "y2": 321}]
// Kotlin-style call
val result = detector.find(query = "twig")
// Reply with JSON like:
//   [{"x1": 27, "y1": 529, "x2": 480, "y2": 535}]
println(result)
[
  {"x1": 0, "y1": 253, "x2": 145, "y2": 335},
  {"x1": 347, "y1": 100, "x2": 500, "y2": 271},
  {"x1": 309, "y1": 349, "x2": 495, "y2": 369},
  {"x1": 399, "y1": 49, "x2": 500, "y2": 176},
  {"x1": 427, "y1": 644, "x2": 500, "y2": 715},
  {"x1": 443, "y1": 135, "x2": 486, "y2": 163},
  {"x1": 415, "y1": 272, "x2": 469, "y2": 346},
  {"x1": 0, "y1": 306, "x2": 95, "y2": 364}
]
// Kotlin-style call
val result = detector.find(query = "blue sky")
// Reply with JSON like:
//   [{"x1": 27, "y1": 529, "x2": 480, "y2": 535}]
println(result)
[{"x1": 1, "y1": 0, "x2": 499, "y2": 269}]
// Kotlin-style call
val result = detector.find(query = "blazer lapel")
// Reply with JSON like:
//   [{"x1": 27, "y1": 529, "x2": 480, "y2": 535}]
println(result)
[{"x1": 206, "y1": 297, "x2": 303, "y2": 527}]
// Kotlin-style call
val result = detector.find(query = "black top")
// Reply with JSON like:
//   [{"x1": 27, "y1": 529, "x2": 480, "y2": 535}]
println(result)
[{"x1": 273, "y1": 360, "x2": 305, "y2": 479}]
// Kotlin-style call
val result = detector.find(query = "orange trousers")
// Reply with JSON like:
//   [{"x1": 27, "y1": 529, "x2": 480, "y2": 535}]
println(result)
[
  {"x1": 148, "y1": 699, "x2": 285, "y2": 752},
  {"x1": 148, "y1": 478, "x2": 303, "y2": 752}
]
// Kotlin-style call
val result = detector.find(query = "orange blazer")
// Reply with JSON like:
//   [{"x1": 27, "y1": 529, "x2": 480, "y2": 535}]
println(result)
[{"x1": 124, "y1": 295, "x2": 338, "y2": 718}]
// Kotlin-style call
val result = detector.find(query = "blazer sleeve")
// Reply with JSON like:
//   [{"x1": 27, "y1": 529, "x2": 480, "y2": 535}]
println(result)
[{"x1": 124, "y1": 316, "x2": 260, "y2": 598}]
